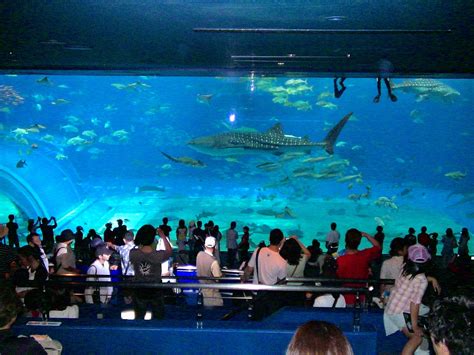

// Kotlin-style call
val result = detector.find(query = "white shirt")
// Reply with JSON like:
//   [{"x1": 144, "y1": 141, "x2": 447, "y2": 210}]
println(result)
[
  {"x1": 38, "y1": 246, "x2": 49, "y2": 272},
  {"x1": 226, "y1": 229, "x2": 238, "y2": 249},
  {"x1": 49, "y1": 305, "x2": 79, "y2": 319},
  {"x1": 380, "y1": 256, "x2": 404, "y2": 293},
  {"x1": 248, "y1": 247, "x2": 287, "y2": 285},
  {"x1": 313, "y1": 294, "x2": 346, "y2": 308},
  {"x1": 287, "y1": 254, "x2": 309, "y2": 285},
  {"x1": 156, "y1": 237, "x2": 173, "y2": 276},
  {"x1": 326, "y1": 230, "x2": 340, "y2": 244},
  {"x1": 85, "y1": 259, "x2": 112, "y2": 304}
]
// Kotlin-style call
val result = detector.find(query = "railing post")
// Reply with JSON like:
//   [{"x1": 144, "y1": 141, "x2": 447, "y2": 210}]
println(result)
[
  {"x1": 41, "y1": 285, "x2": 49, "y2": 322},
  {"x1": 196, "y1": 289, "x2": 203, "y2": 328},
  {"x1": 353, "y1": 291, "x2": 361, "y2": 332},
  {"x1": 247, "y1": 293, "x2": 254, "y2": 320}
]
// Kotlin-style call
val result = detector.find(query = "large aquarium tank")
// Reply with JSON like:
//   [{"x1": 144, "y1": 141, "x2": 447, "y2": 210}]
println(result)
[{"x1": 0, "y1": 75, "x2": 472, "y2": 253}]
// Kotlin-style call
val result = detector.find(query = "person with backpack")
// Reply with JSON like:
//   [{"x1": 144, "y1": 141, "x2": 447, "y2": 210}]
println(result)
[
  {"x1": 84, "y1": 246, "x2": 114, "y2": 304},
  {"x1": 53, "y1": 230, "x2": 77, "y2": 275},
  {"x1": 313, "y1": 253, "x2": 346, "y2": 308}
]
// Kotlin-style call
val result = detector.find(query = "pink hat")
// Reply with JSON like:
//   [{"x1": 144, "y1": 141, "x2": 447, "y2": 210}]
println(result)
[{"x1": 408, "y1": 244, "x2": 431, "y2": 263}]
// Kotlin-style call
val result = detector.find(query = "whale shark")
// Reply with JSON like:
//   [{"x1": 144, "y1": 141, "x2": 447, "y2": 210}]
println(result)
[{"x1": 188, "y1": 112, "x2": 352, "y2": 156}]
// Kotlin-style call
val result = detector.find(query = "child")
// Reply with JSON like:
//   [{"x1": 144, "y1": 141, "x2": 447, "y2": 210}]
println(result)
[{"x1": 384, "y1": 244, "x2": 431, "y2": 354}]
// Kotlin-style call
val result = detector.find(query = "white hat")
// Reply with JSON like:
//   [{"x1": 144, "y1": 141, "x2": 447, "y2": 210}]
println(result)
[{"x1": 205, "y1": 236, "x2": 216, "y2": 248}]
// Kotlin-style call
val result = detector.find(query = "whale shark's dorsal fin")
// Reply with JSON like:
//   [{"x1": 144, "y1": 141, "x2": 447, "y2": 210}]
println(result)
[{"x1": 267, "y1": 123, "x2": 284, "y2": 136}]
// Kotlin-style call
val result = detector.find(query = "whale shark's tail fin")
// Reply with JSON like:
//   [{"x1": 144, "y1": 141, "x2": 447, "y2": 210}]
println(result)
[{"x1": 323, "y1": 112, "x2": 352, "y2": 155}]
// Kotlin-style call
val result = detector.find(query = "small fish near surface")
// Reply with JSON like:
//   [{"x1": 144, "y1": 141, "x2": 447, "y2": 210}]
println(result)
[
  {"x1": 256, "y1": 161, "x2": 281, "y2": 171},
  {"x1": 135, "y1": 185, "x2": 166, "y2": 193},
  {"x1": 197, "y1": 94, "x2": 213, "y2": 104},
  {"x1": 51, "y1": 98, "x2": 70, "y2": 105},
  {"x1": 161, "y1": 151, "x2": 206, "y2": 168},
  {"x1": 444, "y1": 171, "x2": 467, "y2": 180},
  {"x1": 16, "y1": 159, "x2": 27, "y2": 168},
  {"x1": 36, "y1": 76, "x2": 53, "y2": 85}
]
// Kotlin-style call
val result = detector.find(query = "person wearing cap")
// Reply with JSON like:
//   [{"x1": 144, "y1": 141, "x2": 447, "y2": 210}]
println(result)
[
  {"x1": 384, "y1": 244, "x2": 432, "y2": 355},
  {"x1": 54, "y1": 229, "x2": 77, "y2": 275},
  {"x1": 196, "y1": 236, "x2": 223, "y2": 307},
  {"x1": 84, "y1": 245, "x2": 114, "y2": 304}
]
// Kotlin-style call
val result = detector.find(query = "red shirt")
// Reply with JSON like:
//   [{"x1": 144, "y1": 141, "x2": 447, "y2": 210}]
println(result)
[
  {"x1": 336, "y1": 246, "x2": 381, "y2": 305},
  {"x1": 418, "y1": 233, "x2": 430, "y2": 247}
]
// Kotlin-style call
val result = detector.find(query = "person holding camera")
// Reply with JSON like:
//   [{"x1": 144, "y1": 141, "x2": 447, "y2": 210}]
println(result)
[
  {"x1": 39, "y1": 216, "x2": 57, "y2": 254},
  {"x1": 130, "y1": 225, "x2": 172, "y2": 320}
]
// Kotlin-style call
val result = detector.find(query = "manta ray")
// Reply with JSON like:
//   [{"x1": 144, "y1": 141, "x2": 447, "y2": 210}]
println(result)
[{"x1": 188, "y1": 112, "x2": 352, "y2": 156}]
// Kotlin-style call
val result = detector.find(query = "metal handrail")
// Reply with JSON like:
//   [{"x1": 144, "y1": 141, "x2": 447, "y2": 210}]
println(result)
[
  {"x1": 39, "y1": 279, "x2": 370, "y2": 294},
  {"x1": 49, "y1": 273, "x2": 395, "y2": 284},
  {"x1": 24, "y1": 279, "x2": 368, "y2": 330}
]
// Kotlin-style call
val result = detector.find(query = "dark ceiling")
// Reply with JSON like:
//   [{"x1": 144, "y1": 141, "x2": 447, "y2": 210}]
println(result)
[{"x1": 1, "y1": 1, "x2": 473, "y2": 77}]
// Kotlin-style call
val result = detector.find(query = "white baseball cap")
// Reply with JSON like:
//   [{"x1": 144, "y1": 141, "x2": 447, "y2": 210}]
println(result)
[{"x1": 205, "y1": 236, "x2": 216, "y2": 248}]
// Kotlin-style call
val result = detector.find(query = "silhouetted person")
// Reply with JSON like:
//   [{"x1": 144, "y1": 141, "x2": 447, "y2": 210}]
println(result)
[
  {"x1": 113, "y1": 219, "x2": 127, "y2": 246},
  {"x1": 333, "y1": 77, "x2": 346, "y2": 98},
  {"x1": 373, "y1": 59, "x2": 397, "y2": 103},
  {"x1": 192, "y1": 221, "x2": 205, "y2": 264},
  {"x1": 418, "y1": 226, "x2": 430, "y2": 247},
  {"x1": 27, "y1": 218, "x2": 39, "y2": 234},
  {"x1": 39, "y1": 216, "x2": 57, "y2": 254},
  {"x1": 103, "y1": 223, "x2": 114, "y2": 243},
  {"x1": 159, "y1": 217, "x2": 172, "y2": 237},
  {"x1": 6, "y1": 214, "x2": 19, "y2": 249},
  {"x1": 404, "y1": 227, "x2": 417, "y2": 247},
  {"x1": 74, "y1": 226, "x2": 84, "y2": 251},
  {"x1": 374, "y1": 226, "x2": 385, "y2": 251}
]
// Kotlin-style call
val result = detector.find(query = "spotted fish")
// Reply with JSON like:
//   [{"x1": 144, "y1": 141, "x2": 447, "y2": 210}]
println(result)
[{"x1": 188, "y1": 113, "x2": 352, "y2": 156}]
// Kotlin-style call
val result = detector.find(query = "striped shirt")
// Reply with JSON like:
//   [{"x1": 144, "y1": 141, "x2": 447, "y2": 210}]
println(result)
[{"x1": 385, "y1": 272, "x2": 428, "y2": 315}]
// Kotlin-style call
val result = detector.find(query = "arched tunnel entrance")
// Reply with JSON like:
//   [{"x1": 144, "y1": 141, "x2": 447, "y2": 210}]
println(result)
[{"x1": 1, "y1": 143, "x2": 83, "y2": 237}]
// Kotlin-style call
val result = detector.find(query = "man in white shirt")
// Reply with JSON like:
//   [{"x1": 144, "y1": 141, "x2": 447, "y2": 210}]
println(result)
[
  {"x1": 85, "y1": 245, "x2": 114, "y2": 304},
  {"x1": 243, "y1": 228, "x2": 287, "y2": 319},
  {"x1": 326, "y1": 222, "x2": 340, "y2": 249}
]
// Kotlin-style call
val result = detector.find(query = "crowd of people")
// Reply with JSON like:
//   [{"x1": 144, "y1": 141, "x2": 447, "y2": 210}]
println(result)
[{"x1": 0, "y1": 214, "x2": 473, "y2": 354}]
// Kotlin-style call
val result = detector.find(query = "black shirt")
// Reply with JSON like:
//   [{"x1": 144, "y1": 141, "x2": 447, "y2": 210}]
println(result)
[
  {"x1": 0, "y1": 329, "x2": 47, "y2": 355},
  {"x1": 159, "y1": 224, "x2": 172, "y2": 237}
]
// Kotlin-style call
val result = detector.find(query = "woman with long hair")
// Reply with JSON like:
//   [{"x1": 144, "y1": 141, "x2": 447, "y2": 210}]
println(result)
[{"x1": 384, "y1": 244, "x2": 431, "y2": 354}]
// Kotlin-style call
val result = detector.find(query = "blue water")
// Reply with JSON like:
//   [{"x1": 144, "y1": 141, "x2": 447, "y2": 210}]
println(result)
[{"x1": 1, "y1": 75, "x2": 473, "y2": 253}]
